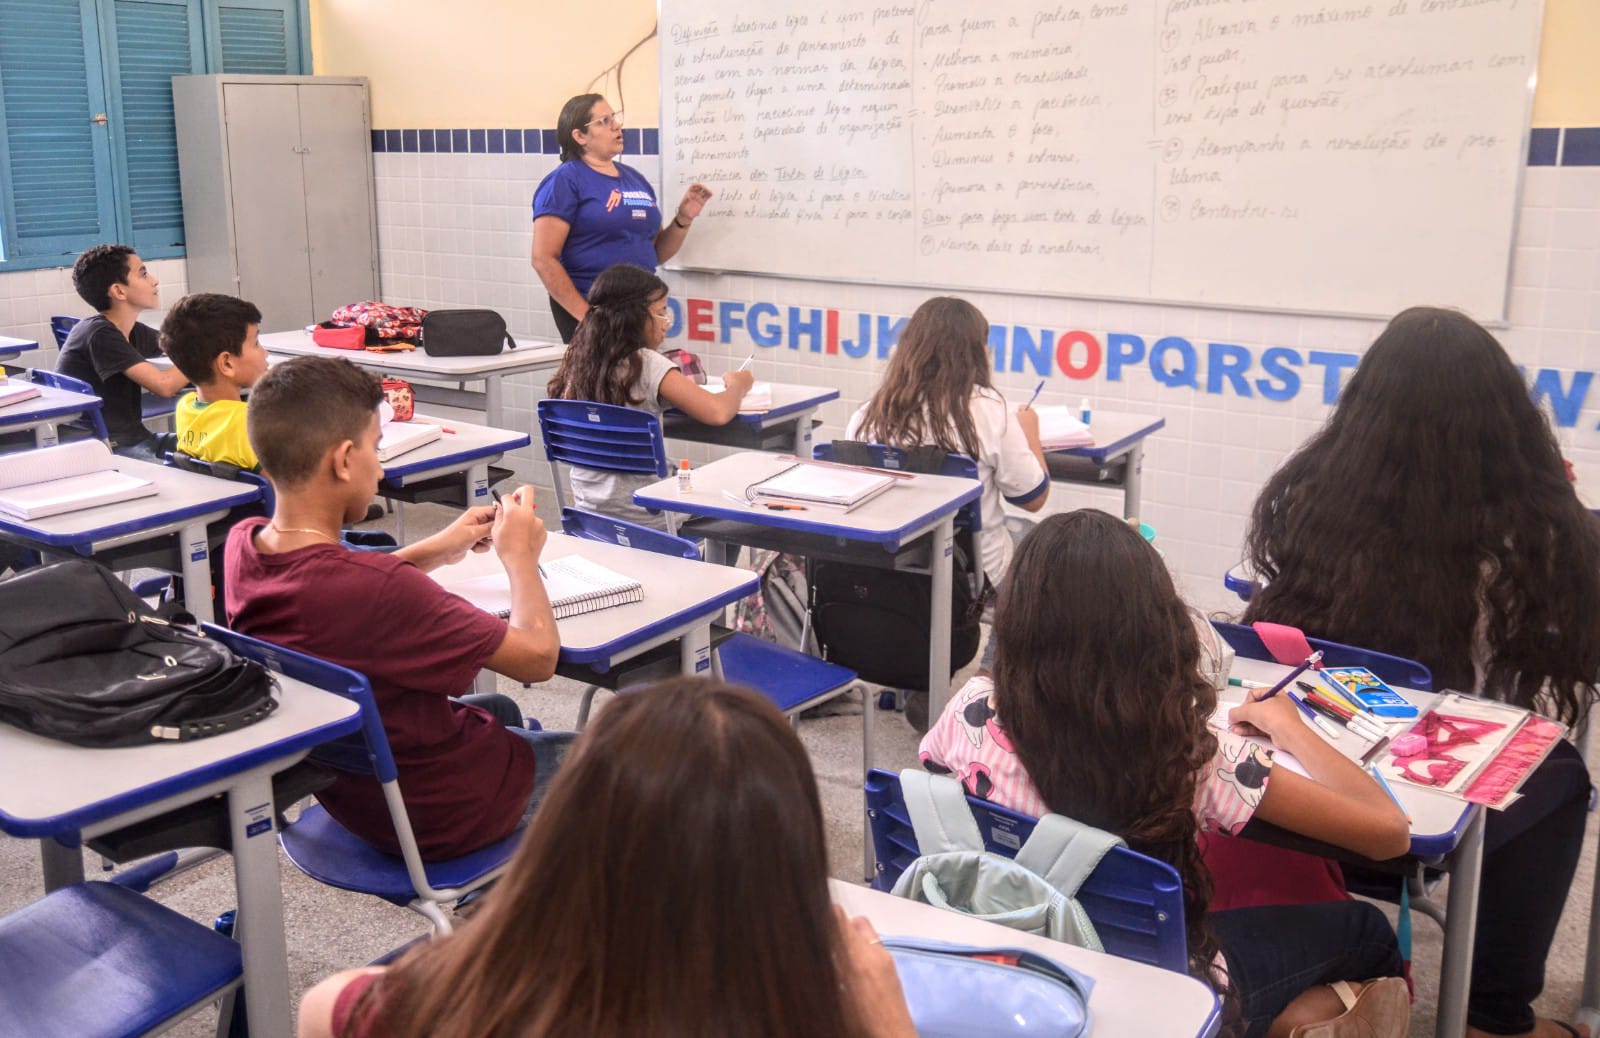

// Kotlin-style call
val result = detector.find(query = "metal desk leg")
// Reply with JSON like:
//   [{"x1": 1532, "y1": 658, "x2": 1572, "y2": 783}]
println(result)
[
  {"x1": 862, "y1": 679, "x2": 876, "y2": 881},
  {"x1": 1575, "y1": 828, "x2": 1600, "y2": 1033},
  {"x1": 34, "y1": 423, "x2": 59, "y2": 448},
  {"x1": 679, "y1": 622, "x2": 712, "y2": 677},
  {"x1": 40, "y1": 837, "x2": 85, "y2": 891},
  {"x1": 483, "y1": 376, "x2": 503, "y2": 428},
  {"x1": 178, "y1": 521, "x2": 215, "y2": 624},
  {"x1": 229, "y1": 768, "x2": 293, "y2": 1038},
  {"x1": 791, "y1": 408, "x2": 816, "y2": 457},
  {"x1": 1123, "y1": 443, "x2": 1146, "y2": 520},
  {"x1": 1436, "y1": 807, "x2": 1486, "y2": 1038},
  {"x1": 466, "y1": 462, "x2": 491, "y2": 507},
  {"x1": 927, "y1": 516, "x2": 956, "y2": 721}
]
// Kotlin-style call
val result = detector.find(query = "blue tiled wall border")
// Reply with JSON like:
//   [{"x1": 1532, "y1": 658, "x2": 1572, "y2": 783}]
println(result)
[
  {"x1": 371, "y1": 128, "x2": 661, "y2": 156},
  {"x1": 372, "y1": 127, "x2": 1598, "y2": 165}
]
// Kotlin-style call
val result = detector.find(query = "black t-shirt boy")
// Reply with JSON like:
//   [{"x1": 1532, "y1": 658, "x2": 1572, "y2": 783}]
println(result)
[{"x1": 56, "y1": 315, "x2": 163, "y2": 448}]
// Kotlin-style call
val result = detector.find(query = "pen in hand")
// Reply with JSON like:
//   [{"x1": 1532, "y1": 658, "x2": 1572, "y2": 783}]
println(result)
[
  {"x1": 736, "y1": 354, "x2": 754, "y2": 372},
  {"x1": 1024, "y1": 379, "x2": 1045, "y2": 409},
  {"x1": 1259, "y1": 650, "x2": 1324, "y2": 700},
  {"x1": 492, "y1": 488, "x2": 546, "y2": 577}
]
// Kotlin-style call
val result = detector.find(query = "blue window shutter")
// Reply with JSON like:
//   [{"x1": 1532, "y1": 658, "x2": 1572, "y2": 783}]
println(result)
[
  {"x1": 0, "y1": 0, "x2": 116, "y2": 262},
  {"x1": 215, "y1": 0, "x2": 303, "y2": 74},
  {"x1": 103, "y1": 0, "x2": 202, "y2": 252}
]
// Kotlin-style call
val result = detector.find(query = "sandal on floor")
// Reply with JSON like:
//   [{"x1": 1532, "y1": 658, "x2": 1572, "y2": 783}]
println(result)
[{"x1": 1289, "y1": 978, "x2": 1411, "y2": 1038}]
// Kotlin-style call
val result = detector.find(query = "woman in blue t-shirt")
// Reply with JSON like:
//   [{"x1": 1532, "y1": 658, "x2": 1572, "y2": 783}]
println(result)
[{"x1": 531, "y1": 94, "x2": 712, "y2": 343}]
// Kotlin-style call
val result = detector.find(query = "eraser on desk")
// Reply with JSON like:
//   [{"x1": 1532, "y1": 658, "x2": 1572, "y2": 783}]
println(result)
[{"x1": 1391, "y1": 733, "x2": 1428, "y2": 757}]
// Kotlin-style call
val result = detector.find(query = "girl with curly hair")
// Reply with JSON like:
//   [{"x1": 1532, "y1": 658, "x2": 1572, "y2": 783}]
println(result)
[{"x1": 921, "y1": 510, "x2": 1411, "y2": 1038}]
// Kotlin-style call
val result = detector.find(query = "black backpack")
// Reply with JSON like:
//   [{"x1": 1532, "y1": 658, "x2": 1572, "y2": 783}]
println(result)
[
  {"x1": 809, "y1": 443, "x2": 983, "y2": 690},
  {"x1": 0, "y1": 560, "x2": 276, "y2": 747}
]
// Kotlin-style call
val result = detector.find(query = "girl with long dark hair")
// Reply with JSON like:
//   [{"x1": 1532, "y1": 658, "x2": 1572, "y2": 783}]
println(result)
[
  {"x1": 545, "y1": 262, "x2": 752, "y2": 528},
  {"x1": 848, "y1": 296, "x2": 1050, "y2": 586},
  {"x1": 922, "y1": 510, "x2": 1412, "y2": 1038},
  {"x1": 298, "y1": 678, "x2": 915, "y2": 1038},
  {"x1": 1244, "y1": 306, "x2": 1599, "y2": 1038}
]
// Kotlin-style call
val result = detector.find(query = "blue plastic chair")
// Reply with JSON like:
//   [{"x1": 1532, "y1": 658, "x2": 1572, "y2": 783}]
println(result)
[
  {"x1": 557, "y1": 506, "x2": 862, "y2": 728},
  {"x1": 864, "y1": 768, "x2": 1189, "y2": 975},
  {"x1": 536, "y1": 399, "x2": 672, "y2": 521},
  {"x1": 1223, "y1": 564, "x2": 1258, "y2": 602},
  {"x1": 1210, "y1": 620, "x2": 1434, "y2": 691},
  {"x1": 0, "y1": 881, "x2": 243, "y2": 1037},
  {"x1": 29, "y1": 368, "x2": 110, "y2": 441},
  {"x1": 48, "y1": 315, "x2": 80, "y2": 349},
  {"x1": 203, "y1": 625, "x2": 522, "y2": 935}
]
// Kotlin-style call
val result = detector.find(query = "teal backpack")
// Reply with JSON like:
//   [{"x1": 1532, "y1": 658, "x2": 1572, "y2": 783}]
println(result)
[{"x1": 890, "y1": 770, "x2": 1125, "y2": 951}]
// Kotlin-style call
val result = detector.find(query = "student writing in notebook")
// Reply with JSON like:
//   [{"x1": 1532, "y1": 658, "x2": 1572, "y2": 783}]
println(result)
[
  {"x1": 921, "y1": 511, "x2": 1411, "y2": 1038},
  {"x1": 545, "y1": 262, "x2": 753, "y2": 529},
  {"x1": 297, "y1": 678, "x2": 913, "y2": 1038},
  {"x1": 162, "y1": 292, "x2": 268, "y2": 471},
  {"x1": 225, "y1": 356, "x2": 574, "y2": 861},
  {"x1": 54, "y1": 244, "x2": 189, "y2": 459},
  {"x1": 1241, "y1": 307, "x2": 1599, "y2": 1038},
  {"x1": 846, "y1": 296, "x2": 1049, "y2": 588}
]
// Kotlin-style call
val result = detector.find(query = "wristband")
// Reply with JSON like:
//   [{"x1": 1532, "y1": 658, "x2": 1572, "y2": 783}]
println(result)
[{"x1": 673, "y1": 215, "x2": 692, "y2": 230}]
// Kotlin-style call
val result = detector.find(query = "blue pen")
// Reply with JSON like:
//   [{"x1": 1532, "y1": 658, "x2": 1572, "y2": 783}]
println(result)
[
  {"x1": 1024, "y1": 379, "x2": 1045, "y2": 409},
  {"x1": 1286, "y1": 688, "x2": 1341, "y2": 738}
]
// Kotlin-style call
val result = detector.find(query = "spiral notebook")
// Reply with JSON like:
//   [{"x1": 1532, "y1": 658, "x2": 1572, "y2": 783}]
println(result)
[{"x1": 451, "y1": 554, "x2": 643, "y2": 620}]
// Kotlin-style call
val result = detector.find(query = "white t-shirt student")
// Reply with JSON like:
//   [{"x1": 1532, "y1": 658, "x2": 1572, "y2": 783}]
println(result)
[
  {"x1": 846, "y1": 387, "x2": 1048, "y2": 584},
  {"x1": 568, "y1": 348, "x2": 677, "y2": 530}
]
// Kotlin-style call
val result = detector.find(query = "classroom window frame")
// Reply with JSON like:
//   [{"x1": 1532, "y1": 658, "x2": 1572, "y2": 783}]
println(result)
[{"x1": 0, "y1": 0, "x2": 312, "y2": 273}]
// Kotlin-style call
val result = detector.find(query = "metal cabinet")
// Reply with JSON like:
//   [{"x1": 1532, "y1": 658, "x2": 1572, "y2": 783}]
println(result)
[{"x1": 174, "y1": 75, "x2": 377, "y2": 331}]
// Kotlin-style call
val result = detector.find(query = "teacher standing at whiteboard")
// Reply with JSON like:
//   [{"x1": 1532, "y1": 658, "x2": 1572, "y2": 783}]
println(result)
[{"x1": 531, "y1": 94, "x2": 712, "y2": 343}]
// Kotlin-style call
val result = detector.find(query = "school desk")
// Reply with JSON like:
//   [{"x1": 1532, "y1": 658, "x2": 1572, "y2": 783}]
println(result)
[
  {"x1": 0, "y1": 672, "x2": 362, "y2": 1038},
  {"x1": 430, "y1": 530, "x2": 758, "y2": 683},
  {"x1": 662, "y1": 381, "x2": 841, "y2": 456},
  {"x1": 0, "y1": 457, "x2": 259, "y2": 623},
  {"x1": 1045, "y1": 409, "x2": 1165, "y2": 521},
  {"x1": 377, "y1": 415, "x2": 530, "y2": 541},
  {"x1": 259, "y1": 329, "x2": 565, "y2": 427},
  {"x1": 0, "y1": 382, "x2": 103, "y2": 448},
  {"x1": 634, "y1": 451, "x2": 982, "y2": 720},
  {"x1": 0, "y1": 335, "x2": 39, "y2": 365},
  {"x1": 830, "y1": 880, "x2": 1222, "y2": 1037},
  {"x1": 1228, "y1": 656, "x2": 1483, "y2": 1038}
]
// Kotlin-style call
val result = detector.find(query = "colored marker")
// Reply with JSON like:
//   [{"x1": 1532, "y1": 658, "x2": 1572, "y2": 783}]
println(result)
[
  {"x1": 1260, "y1": 651, "x2": 1323, "y2": 701},
  {"x1": 1287, "y1": 689, "x2": 1342, "y2": 739},
  {"x1": 1228, "y1": 677, "x2": 1271, "y2": 690},
  {"x1": 762, "y1": 502, "x2": 807, "y2": 511}
]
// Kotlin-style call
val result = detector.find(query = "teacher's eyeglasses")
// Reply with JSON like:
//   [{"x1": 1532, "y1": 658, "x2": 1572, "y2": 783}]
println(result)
[{"x1": 584, "y1": 111, "x2": 623, "y2": 131}]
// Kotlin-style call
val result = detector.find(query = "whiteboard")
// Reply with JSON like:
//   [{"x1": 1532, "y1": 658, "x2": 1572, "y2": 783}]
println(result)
[{"x1": 659, "y1": 0, "x2": 1543, "y2": 320}]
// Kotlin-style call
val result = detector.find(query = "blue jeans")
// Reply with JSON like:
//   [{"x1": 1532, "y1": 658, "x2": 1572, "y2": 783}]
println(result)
[
  {"x1": 455, "y1": 693, "x2": 577, "y2": 823},
  {"x1": 1211, "y1": 900, "x2": 1403, "y2": 1038}
]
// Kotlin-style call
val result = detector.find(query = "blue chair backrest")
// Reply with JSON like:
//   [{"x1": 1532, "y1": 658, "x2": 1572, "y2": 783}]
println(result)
[
  {"x1": 29, "y1": 368, "x2": 110, "y2": 440},
  {"x1": 536, "y1": 399, "x2": 670, "y2": 478},
  {"x1": 561, "y1": 507, "x2": 698, "y2": 559},
  {"x1": 1210, "y1": 621, "x2": 1433, "y2": 691},
  {"x1": 166, "y1": 452, "x2": 275, "y2": 512},
  {"x1": 49, "y1": 315, "x2": 80, "y2": 349},
  {"x1": 865, "y1": 768, "x2": 1188, "y2": 974},
  {"x1": 200, "y1": 624, "x2": 399, "y2": 782},
  {"x1": 813, "y1": 440, "x2": 981, "y2": 533}
]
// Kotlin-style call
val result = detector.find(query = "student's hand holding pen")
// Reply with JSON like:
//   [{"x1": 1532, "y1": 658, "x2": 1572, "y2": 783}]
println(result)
[
  {"x1": 1228, "y1": 684, "x2": 1315, "y2": 745},
  {"x1": 721, "y1": 368, "x2": 755, "y2": 397},
  {"x1": 491, "y1": 485, "x2": 547, "y2": 568}
]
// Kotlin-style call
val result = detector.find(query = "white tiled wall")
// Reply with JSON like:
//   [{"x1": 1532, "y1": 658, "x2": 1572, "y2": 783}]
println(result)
[
  {"x1": 0, "y1": 258, "x2": 189, "y2": 368},
  {"x1": 5, "y1": 157, "x2": 1596, "y2": 616}
]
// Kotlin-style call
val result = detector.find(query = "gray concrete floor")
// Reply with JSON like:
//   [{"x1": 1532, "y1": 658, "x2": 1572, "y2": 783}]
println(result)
[{"x1": 0, "y1": 501, "x2": 1595, "y2": 1036}]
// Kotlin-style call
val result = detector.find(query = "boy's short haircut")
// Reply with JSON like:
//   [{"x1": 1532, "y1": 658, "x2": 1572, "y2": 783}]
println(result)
[
  {"x1": 161, "y1": 293, "x2": 264, "y2": 384},
  {"x1": 247, "y1": 356, "x2": 383, "y2": 487},
  {"x1": 72, "y1": 244, "x2": 136, "y2": 312}
]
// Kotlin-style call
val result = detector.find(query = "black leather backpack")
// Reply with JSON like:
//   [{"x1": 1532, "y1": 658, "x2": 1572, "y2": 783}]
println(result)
[{"x1": 0, "y1": 560, "x2": 276, "y2": 747}]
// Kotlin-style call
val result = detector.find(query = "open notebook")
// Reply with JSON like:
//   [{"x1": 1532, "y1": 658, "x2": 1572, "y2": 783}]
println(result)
[
  {"x1": 701, "y1": 376, "x2": 774, "y2": 413},
  {"x1": 748, "y1": 461, "x2": 898, "y2": 511},
  {"x1": 0, "y1": 439, "x2": 157, "y2": 520},
  {"x1": 449, "y1": 554, "x2": 643, "y2": 620},
  {"x1": 1030, "y1": 406, "x2": 1094, "y2": 449}
]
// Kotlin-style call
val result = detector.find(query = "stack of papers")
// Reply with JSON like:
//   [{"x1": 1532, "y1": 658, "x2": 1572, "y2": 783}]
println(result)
[
  {"x1": 750, "y1": 462, "x2": 898, "y2": 511},
  {"x1": 0, "y1": 381, "x2": 42, "y2": 409},
  {"x1": 702, "y1": 376, "x2": 773, "y2": 413},
  {"x1": 376, "y1": 419, "x2": 442, "y2": 461},
  {"x1": 0, "y1": 440, "x2": 156, "y2": 520}
]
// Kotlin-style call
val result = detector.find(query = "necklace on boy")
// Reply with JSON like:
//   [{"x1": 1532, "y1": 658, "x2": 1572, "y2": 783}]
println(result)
[{"x1": 269, "y1": 523, "x2": 338, "y2": 543}]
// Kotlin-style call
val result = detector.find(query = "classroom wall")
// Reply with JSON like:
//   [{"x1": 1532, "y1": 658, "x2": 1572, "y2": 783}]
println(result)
[{"x1": 2, "y1": 1, "x2": 1597, "y2": 616}]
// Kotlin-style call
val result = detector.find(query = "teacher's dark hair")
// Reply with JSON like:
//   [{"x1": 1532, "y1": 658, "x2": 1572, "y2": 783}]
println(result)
[
  {"x1": 1244, "y1": 305, "x2": 1600, "y2": 725},
  {"x1": 546, "y1": 263, "x2": 667, "y2": 407},
  {"x1": 556, "y1": 92, "x2": 605, "y2": 162},
  {"x1": 994, "y1": 510, "x2": 1226, "y2": 992},
  {"x1": 854, "y1": 296, "x2": 992, "y2": 459},
  {"x1": 340, "y1": 678, "x2": 872, "y2": 1038}
]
